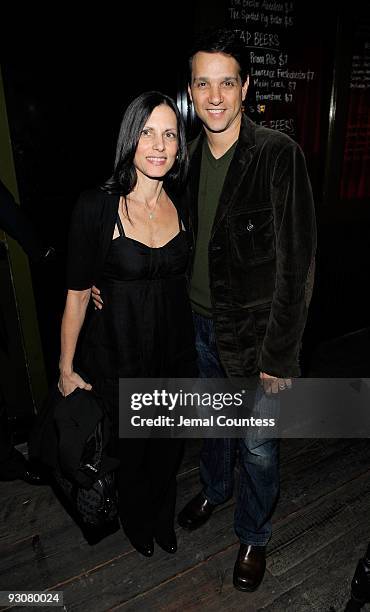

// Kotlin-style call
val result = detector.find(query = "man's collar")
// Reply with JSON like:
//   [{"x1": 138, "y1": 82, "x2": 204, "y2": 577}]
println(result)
[{"x1": 189, "y1": 113, "x2": 256, "y2": 157}]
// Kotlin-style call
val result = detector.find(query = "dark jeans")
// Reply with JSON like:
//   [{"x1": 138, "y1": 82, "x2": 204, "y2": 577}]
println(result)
[{"x1": 194, "y1": 312, "x2": 280, "y2": 546}]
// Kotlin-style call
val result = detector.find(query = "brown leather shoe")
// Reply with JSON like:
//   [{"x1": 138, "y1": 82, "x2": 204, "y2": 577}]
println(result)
[
  {"x1": 177, "y1": 491, "x2": 216, "y2": 530},
  {"x1": 233, "y1": 544, "x2": 266, "y2": 592}
]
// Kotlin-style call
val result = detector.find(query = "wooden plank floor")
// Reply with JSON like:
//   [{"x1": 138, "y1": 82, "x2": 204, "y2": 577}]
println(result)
[{"x1": 1, "y1": 438, "x2": 370, "y2": 611}]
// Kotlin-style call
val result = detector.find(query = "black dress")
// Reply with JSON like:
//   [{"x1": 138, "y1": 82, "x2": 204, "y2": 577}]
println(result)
[{"x1": 80, "y1": 210, "x2": 197, "y2": 541}]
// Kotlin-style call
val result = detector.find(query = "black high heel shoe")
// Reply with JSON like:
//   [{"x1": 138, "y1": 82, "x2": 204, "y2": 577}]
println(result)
[
  {"x1": 128, "y1": 536, "x2": 154, "y2": 557},
  {"x1": 155, "y1": 531, "x2": 177, "y2": 554}
]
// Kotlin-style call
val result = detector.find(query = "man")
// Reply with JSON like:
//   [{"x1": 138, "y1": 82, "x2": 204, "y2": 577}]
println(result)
[
  {"x1": 176, "y1": 28, "x2": 316, "y2": 592},
  {"x1": 92, "y1": 28, "x2": 316, "y2": 592}
]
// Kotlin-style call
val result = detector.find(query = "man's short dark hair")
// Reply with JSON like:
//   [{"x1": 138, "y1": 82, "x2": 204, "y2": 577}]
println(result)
[{"x1": 188, "y1": 28, "x2": 250, "y2": 83}]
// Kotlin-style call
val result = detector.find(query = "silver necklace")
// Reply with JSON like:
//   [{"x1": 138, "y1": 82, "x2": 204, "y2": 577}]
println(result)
[
  {"x1": 146, "y1": 205, "x2": 157, "y2": 220},
  {"x1": 127, "y1": 192, "x2": 163, "y2": 220},
  {"x1": 144, "y1": 194, "x2": 162, "y2": 220}
]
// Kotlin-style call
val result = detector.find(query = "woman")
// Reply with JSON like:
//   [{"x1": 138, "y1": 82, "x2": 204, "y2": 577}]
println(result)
[{"x1": 58, "y1": 92, "x2": 197, "y2": 557}]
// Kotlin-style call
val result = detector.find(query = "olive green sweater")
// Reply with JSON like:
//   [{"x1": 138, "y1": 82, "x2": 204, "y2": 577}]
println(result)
[{"x1": 190, "y1": 139, "x2": 237, "y2": 316}]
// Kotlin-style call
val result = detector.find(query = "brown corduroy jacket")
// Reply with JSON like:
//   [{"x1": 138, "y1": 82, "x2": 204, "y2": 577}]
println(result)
[{"x1": 185, "y1": 115, "x2": 317, "y2": 378}]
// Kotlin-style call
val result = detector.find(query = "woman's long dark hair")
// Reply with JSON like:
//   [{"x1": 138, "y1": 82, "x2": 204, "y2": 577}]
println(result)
[{"x1": 101, "y1": 91, "x2": 188, "y2": 201}]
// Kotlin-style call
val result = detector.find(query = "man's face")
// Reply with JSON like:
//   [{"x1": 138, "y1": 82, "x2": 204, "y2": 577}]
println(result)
[{"x1": 188, "y1": 51, "x2": 249, "y2": 135}]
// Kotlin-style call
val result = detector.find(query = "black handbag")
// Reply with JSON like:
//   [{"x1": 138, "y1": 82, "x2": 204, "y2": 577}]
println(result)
[
  {"x1": 30, "y1": 380, "x2": 120, "y2": 535},
  {"x1": 54, "y1": 419, "x2": 118, "y2": 528}
]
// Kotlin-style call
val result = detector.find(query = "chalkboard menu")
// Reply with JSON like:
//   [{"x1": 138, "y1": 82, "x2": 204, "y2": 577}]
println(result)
[
  {"x1": 189, "y1": 0, "x2": 335, "y2": 198},
  {"x1": 225, "y1": 2, "x2": 329, "y2": 159},
  {"x1": 340, "y1": 15, "x2": 370, "y2": 200}
]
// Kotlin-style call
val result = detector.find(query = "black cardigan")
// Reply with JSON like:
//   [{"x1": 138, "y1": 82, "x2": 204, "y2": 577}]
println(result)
[
  {"x1": 66, "y1": 187, "x2": 187, "y2": 290},
  {"x1": 66, "y1": 189, "x2": 120, "y2": 290}
]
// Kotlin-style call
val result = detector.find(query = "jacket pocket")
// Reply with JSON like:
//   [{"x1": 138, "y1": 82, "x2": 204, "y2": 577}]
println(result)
[{"x1": 229, "y1": 209, "x2": 275, "y2": 266}]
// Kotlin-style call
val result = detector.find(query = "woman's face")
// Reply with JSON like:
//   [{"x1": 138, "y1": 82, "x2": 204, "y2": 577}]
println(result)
[{"x1": 134, "y1": 104, "x2": 179, "y2": 180}]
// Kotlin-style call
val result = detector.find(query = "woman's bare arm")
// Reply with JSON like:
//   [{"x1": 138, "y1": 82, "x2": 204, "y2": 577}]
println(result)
[{"x1": 58, "y1": 289, "x2": 93, "y2": 396}]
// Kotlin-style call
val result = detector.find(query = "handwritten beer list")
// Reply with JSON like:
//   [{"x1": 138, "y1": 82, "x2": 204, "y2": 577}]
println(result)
[
  {"x1": 346, "y1": 38, "x2": 370, "y2": 161},
  {"x1": 227, "y1": 1, "x2": 316, "y2": 136}
]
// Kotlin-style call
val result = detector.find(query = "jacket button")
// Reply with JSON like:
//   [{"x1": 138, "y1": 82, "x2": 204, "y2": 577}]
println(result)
[{"x1": 246, "y1": 221, "x2": 254, "y2": 231}]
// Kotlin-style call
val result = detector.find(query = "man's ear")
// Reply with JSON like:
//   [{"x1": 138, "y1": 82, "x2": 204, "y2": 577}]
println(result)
[
  {"x1": 241, "y1": 76, "x2": 249, "y2": 101},
  {"x1": 187, "y1": 84, "x2": 193, "y2": 102}
]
